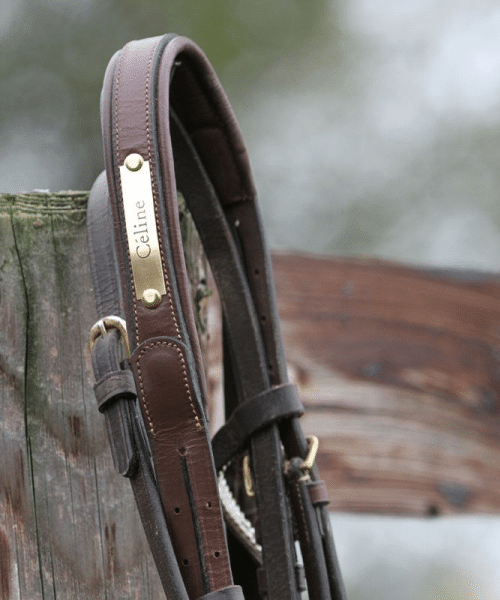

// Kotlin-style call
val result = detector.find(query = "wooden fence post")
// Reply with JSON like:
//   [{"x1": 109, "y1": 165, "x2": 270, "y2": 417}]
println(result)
[
  {"x1": 3, "y1": 192, "x2": 500, "y2": 598},
  {"x1": 0, "y1": 191, "x2": 206, "y2": 599}
]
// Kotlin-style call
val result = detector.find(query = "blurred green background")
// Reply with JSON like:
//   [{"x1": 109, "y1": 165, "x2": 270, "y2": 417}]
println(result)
[
  {"x1": 2, "y1": 0, "x2": 500, "y2": 598},
  {"x1": 0, "y1": 0, "x2": 334, "y2": 194},
  {"x1": 4, "y1": 0, "x2": 500, "y2": 271}
]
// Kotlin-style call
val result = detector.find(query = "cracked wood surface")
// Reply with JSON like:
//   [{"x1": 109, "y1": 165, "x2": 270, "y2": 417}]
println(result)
[
  {"x1": 1, "y1": 193, "x2": 500, "y2": 597},
  {"x1": 0, "y1": 192, "x2": 177, "y2": 599}
]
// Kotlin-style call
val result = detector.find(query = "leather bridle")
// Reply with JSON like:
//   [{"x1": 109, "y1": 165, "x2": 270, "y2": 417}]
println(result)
[{"x1": 87, "y1": 34, "x2": 346, "y2": 600}]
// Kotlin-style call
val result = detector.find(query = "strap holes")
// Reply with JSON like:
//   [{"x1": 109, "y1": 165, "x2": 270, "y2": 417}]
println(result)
[
  {"x1": 174, "y1": 507, "x2": 180, "y2": 514},
  {"x1": 234, "y1": 219, "x2": 240, "y2": 228},
  {"x1": 254, "y1": 268, "x2": 260, "y2": 275},
  {"x1": 206, "y1": 501, "x2": 213, "y2": 509},
  {"x1": 260, "y1": 315, "x2": 267, "y2": 323},
  {"x1": 182, "y1": 558, "x2": 189, "y2": 566},
  {"x1": 214, "y1": 551, "x2": 220, "y2": 558},
  {"x1": 178, "y1": 447, "x2": 186, "y2": 455}
]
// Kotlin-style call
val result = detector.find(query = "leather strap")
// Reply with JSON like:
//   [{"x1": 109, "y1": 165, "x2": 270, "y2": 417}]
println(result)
[
  {"x1": 212, "y1": 383, "x2": 304, "y2": 470},
  {"x1": 90, "y1": 329, "x2": 189, "y2": 600},
  {"x1": 198, "y1": 586, "x2": 247, "y2": 600},
  {"x1": 99, "y1": 34, "x2": 234, "y2": 600},
  {"x1": 93, "y1": 369, "x2": 136, "y2": 412},
  {"x1": 168, "y1": 96, "x2": 346, "y2": 599},
  {"x1": 88, "y1": 33, "x2": 346, "y2": 600},
  {"x1": 308, "y1": 480, "x2": 331, "y2": 507},
  {"x1": 89, "y1": 172, "x2": 240, "y2": 600}
]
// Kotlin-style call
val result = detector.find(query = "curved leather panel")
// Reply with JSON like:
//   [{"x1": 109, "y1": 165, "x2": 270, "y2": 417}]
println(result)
[
  {"x1": 100, "y1": 35, "x2": 233, "y2": 599},
  {"x1": 92, "y1": 32, "x2": 347, "y2": 600}
]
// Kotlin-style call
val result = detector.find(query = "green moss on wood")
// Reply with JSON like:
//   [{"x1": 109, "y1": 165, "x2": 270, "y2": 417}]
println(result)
[{"x1": 0, "y1": 190, "x2": 208, "y2": 598}]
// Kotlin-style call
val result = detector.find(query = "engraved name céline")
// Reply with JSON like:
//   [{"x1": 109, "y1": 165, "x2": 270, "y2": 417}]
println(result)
[{"x1": 133, "y1": 199, "x2": 151, "y2": 259}]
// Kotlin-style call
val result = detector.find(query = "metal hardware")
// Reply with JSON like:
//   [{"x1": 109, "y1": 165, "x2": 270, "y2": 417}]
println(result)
[
  {"x1": 89, "y1": 316, "x2": 131, "y2": 359},
  {"x1": 142, "y1": 288, "x2": 162, "y2": 309},
  {"x1": 218, "y1": 472, "x2": 262, "y2": 562},
  {"x1": 119, "y1": 157, "x2": 167, "y2": 301},
  {"x1": 124, "y1": 153, "x2": 144, "y2": 172},
  {"x1": 242, "y1": 454, "x2": 255, "y2": 497},
  {"x1": 300, "y1": 435, "x2": 319, "y2": 472}
]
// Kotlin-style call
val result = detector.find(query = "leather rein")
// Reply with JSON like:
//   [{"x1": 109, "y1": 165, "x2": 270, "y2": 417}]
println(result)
[{"x1": 87, "y1": 34, "x2": 346, "y2": 600}]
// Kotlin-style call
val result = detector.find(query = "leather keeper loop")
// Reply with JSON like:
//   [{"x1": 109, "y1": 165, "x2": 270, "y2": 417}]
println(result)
[
  {"x1": 212, "y1": 383, "x2": 304, "y2": 470},
  {"x1": 104, "y1": 400, "x2": 138, "y2": 477},
  {"x1": 307, "y1": 480, "x2": 330, "y2": 507},
  {"x1": 93, "y1": 369, "x2": 137, "y2": 412},
  {"x1": 197, "y1": 585, "x2": 245, "y2": 600}
]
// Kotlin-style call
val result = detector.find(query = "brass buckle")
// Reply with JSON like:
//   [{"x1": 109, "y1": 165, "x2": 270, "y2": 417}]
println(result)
[
  {"x1": 89, "y1": 316, "x2": 131, "y2": 359},
  {"x1": 242, "y1": 454, "x2": 255, "y2": 497},
  {"x1": 300, "y1": 435, "x2": 319, "y2": 472},
  {"x1": 282, "y1": 435, "x2": 320, "y2": 480},
  {"x1": 244, "y1": 435, "x2": 320, "y2": 497}
]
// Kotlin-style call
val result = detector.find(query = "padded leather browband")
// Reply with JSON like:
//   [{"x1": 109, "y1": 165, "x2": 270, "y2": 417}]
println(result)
[{"x1": 88, "y1": 33, "x2": 346, "y2": 600}]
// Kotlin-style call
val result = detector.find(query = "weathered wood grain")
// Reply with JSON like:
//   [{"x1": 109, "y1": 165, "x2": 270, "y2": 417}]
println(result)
[
  {"x1": 2, "y1": 192, "x2": 500, "y2": 597},
  {"x1": 0, "y1": 195, "x2": 34, "y2": 600},
  {"x1": 0, "y1": 193, "x2": 163, "y2": 599},
  {"x1": 271, "y1": 254, "x2": 500, "y2": 516}
]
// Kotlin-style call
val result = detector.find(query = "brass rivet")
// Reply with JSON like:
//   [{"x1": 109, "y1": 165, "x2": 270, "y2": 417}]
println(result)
[
  {"x1": 124, "y1": 153, "x2": 144, "y2": 172},
  {"x1": 142, "y1": 288, "x2": 162, "y2": 309}
]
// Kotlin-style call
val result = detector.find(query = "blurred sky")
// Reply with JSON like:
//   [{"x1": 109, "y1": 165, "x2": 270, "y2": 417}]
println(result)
[{"x1": 2, "y1": 1, "x2": 500, "y2": 598}]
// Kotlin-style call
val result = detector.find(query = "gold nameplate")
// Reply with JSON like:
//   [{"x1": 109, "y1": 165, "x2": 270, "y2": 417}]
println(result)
[{"x1": 119, "y1": 155, "x2": 166, "y2": 304}]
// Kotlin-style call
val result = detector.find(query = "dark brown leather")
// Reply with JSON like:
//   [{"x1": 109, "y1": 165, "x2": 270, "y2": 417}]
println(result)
[
  {"x1": 100, "y1": 35, "x2": 234, "y2": 599},
  {"x1": 93, "y1": 369, "x2": 136, "y2": 411},
  {"x1": 212, "y1": 383, "x2": 304, "y2": 470},
  {"x1": 131, "y1": 337, "x2": 231, "y2": 594},
  {"x1": 286, "y1": 458, "x2": 331, "y2": 600},
  {"x1": 91, "y1": 32, "x2": 347, "y2": 600},
  {"x1": 89, "y1": 326, "x2": 190, "y2": 600},
  {"x1": 307, "y1": 480, "x2": 331, "y2": 507},
  {"x1": 167, "y1": 105, "x2": 344, "y2": 598}
]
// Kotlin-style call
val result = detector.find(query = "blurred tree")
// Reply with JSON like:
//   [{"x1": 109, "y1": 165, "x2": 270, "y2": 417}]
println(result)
[{"x1": 0, "y1": 0, "x2": 331, "y2": 191}]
